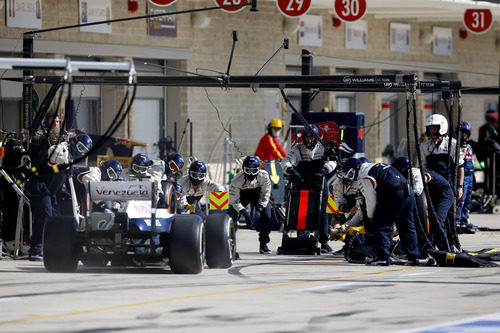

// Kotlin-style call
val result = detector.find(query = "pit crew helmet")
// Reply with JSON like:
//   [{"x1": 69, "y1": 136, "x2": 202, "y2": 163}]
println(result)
[
  {"x1": 302, "y1": 124, "x2": 319, "y2": 150},
  {"x1": 267, "y1": 118, "x2": 283, "y2": 130},
  {"x1": 425, "y1": 114, "x2": 448, "y2": 136},
  {"x1": 100, "y1": 159, "x2": 123, "y2": 181},
  {"x1": 485, "y1": 109, "x2": 498, "y2": 123},
  {"x1": 166, "y1": 153, "x2": 185, "y2": 174},
  {"x1": 189, "y1": 160, "x2": 207, "y2": 185},
  {"x1": 359, "y1": 157, "x2": 370, "y2": 164},
  {"x1": 242, "y1": 155, "x2": 260, "y2": 181},
  {"x1": 131, "y1": 153, "x2": 152, "y2": 175},
  {"x1": 341, "y1": 157, "x2": 360, "y2": 184},
  {"x1": 391, "y1": 157, "x2": 410, "y2": 177},
  {"x1": 460, "y1": 121, "x2": 472, "y2": 139},
  {"x1": 70, "y1": 134, "x2": 92, "y2": 159}
]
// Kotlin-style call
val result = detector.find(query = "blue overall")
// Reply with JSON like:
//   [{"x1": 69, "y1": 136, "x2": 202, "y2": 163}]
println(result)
[
  {"x1": 456, "y1": 144, "x2": 474, "y2": 225},
  {"x1": 366, "y1": 164, "x2": 419, "y2": 261},
  {"x1": 227, "y1": 188, "x2": 271, "y2": 244},
  {"x1": 27, "y1": 140, "x2": 66, "y2": 257},
  {"x1": 425, "y1": 169, "x2": 454, "y2": 251}
]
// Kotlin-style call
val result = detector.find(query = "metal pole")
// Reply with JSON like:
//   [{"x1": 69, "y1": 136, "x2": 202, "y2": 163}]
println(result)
[
  {"x1": 22, "y1": 36, "x2": 34, "y2": 133},
  {"x1": 301, "y1": 49, "x2": 313, "y2": 113}
]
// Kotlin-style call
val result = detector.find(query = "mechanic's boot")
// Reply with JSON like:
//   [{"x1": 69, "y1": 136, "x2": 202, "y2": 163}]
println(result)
[
  {"x1": 365, "y1": 257, "x2": 390, "y2": 266},
  {"x1": 259, "y1": 244, "x2": 272, "y2": 254},
  {"x1": 321, "y1": 243, "x2": 334, "y2": 254}
]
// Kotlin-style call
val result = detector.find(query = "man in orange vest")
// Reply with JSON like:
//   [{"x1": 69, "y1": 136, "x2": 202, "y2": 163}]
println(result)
[{"x1": 255, "y1": 118, "x2": 287, "y2": 161}]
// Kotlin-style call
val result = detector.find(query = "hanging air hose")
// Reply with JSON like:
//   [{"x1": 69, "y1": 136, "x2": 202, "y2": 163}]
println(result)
[
  {"x1": 410, "y1": 84, "x2": 451, "y2": 252},
  {"x1": 406, "y1": 84, "x2": 446, "y2": 253}
]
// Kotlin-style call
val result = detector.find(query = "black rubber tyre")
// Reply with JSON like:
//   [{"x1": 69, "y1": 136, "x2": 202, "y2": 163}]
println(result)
[
  {"x1": 205, "y1": 214, "x2": 236, "y2": 268},
  {"x1": 169, "y1": 215, "x2": 205, "y2": 274},
  {"x1": 43, "y1": 216, "x2": 79, "y2": 272}
]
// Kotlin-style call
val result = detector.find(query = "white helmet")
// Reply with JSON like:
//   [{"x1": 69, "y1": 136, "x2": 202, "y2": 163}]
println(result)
[{"x1": 425, "y1": 114, "x2": 448, "y2": 136}]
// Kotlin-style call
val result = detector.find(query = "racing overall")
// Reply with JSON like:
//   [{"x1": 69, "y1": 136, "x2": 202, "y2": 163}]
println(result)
[
  {"x1": 177, "y1": 175, "x2": 225, "y2": 218},
  {"x1": 423, "y1": 169, "x2": 454, "y2": 251},
  {"x1": 228, "y1": 170, "x2": 272, "y2": 245},
  {"x1": 420, "y1": 136, "x2": 464, "y2": 187},
  {"x1": 357, "y1": 163, "x2": 419, "y2": 262},
  {"x1": 27, "y1": 139, "x2": 68, "y2": 257},
  {"x1": 282, "y1": 143, "x2": 336, "y2": 245},
  {"x1": 456, "y1": 143, "x2": 474, "y2": 226}
]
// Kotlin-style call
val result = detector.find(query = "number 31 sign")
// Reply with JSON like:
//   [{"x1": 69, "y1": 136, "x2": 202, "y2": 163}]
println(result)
[
  {"x1": 464, "y1": 9, "x2": 493, "y2": 34},
  {"x1": 334, "y1": 0, "x2": 367, "y2": 23}
]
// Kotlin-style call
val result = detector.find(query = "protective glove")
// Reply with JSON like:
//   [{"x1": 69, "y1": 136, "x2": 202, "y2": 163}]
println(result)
[
  {"x1": 48, "y1": 142, "x2": 69, "y2": 166},
  {"x1": 287, "y1": 167, "x2": 302, "y2": 183},
  {"x1": 239, "y1": 208, "x2": 252, "y2": 225},
  {"x1": 185, "y1": 204, "x2": 195, "y2": 213},
  {"x1": 254, "y1": 205, "x2": 263, "y2": 222}
]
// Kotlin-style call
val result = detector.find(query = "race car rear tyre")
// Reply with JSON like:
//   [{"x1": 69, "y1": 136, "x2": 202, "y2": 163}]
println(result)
[
  {"x1": 169, "y1": 215, "x2": 205, "y2": 274},
  {"x1": 206, "y1": 214, "x2": 236, "y2": 268},
  {"x1": 43, "y1": 216, "x2": 79, "y2": 272}
]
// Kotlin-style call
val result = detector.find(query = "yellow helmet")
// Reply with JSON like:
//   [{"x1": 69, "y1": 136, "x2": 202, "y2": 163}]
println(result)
[{"x1": 267, "y1": 118, "x2": 283, "y2": 129}]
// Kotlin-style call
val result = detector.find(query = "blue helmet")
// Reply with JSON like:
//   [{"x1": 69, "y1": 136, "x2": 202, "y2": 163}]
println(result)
[
  {"x1": 391, "y1": 156, "x2": 410, "y2": 176},
  {"x1": 131, "y1": 153, "x2": 152, "y2": 175},
  {"x1": 243, "y1": 155, "x2": 260, "y2": 181},
  {"x1": 341, "y1": 157, "x2": 360, "y2": 184},
  {"x1": 166, "y1": 153, "x2": 184, "y2": 174},
  {"x1": 100, "y1": 159, "x2": 123, "y2": 181},
  {"x1": 302, "y1": 124, "x2": 319, "y2": 150},
  {"x1": 359, "y1": 157, "x2": 370, "y2": 164},
  {"x1": 460, "y1": 121, "x2": 472, "y2": 138},
  {"x1": 189, "y1": 160, "x2": 207, "y2": 185},
  {"x1": 70, "y1": 134, "x2": 92, "y2": 159}
]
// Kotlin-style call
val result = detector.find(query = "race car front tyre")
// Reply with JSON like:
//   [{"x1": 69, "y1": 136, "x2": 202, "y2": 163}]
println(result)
[
  {"x1": 206, "y1": 214, "x2": 236, "y2": 268},
  {"x1": 169, "y1": 215, "x2": 205, "y2": 274},
  {"x1": 43, "y1": 216, "x2": 79, "y2": 272}
]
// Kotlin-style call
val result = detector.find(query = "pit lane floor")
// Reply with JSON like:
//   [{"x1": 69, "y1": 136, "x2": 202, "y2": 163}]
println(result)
[{"x1": 0, "y1": 213, "x2": 499, "y2": 333}]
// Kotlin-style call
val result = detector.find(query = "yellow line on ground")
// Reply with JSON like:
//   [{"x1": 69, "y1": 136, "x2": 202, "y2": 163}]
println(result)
[{"x1": 0, "y1": 266, "x2": 418, "y2": 325}]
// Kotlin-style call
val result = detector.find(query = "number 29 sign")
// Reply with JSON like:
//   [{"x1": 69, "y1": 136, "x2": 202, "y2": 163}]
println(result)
[{"x1": 276, "y1": 0, "x2": 311, "y2": 18}]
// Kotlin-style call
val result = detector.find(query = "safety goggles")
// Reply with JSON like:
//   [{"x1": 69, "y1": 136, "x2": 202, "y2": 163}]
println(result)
[
  {"x1": 76, "y1": 141, "x2": 90, "y2": 155},
  {"x1": 106, "y1": 167, "x2": 120, "y2": 181},
  {"x1": 190, "y1": 171, "x2": 206, "y2": 180},
  {"x1": 243, "y1": 167, "x2": 260, "y2": 176},
  {"x1": 132, "y1": 164, "x2": 149, "y2": 174},
  {"x1": 343, "y1": 168, "x2": 357, "y2": 181},
  {"x1": 168, "y1": 160, "x2": 180, "y2": 173}
]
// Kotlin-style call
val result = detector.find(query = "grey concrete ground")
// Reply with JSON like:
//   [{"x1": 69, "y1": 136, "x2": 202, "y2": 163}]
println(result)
[{"x1": 0, "y1": 213, "x2": 499, "y2": 333}]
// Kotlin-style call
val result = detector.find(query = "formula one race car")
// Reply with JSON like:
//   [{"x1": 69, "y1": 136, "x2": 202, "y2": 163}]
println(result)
[{"x1": 42, "y1": 181, "x2": 236, "y2": 274}]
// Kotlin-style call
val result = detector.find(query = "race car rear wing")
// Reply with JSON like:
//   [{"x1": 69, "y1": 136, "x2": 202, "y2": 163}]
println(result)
[{"x1": 89, "y1": 181, "x2": 155, "y2": 202}]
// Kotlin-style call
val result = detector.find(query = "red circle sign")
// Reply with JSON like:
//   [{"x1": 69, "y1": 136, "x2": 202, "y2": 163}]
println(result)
[
  {"x1": 276, "y1": 0, "x2": 311, "y2": 18},
  {"x1": 149, "y1": 0, "x2": 176, "y2": 6},
  {"x1": 464, "y1": 9, "x2": 493, "y2": 34},
  {"x1": 214, "y1": 0, "x2": 248, "y2": 13},
  {"x1": 334, "y1": 0, "x2": 367, "y2": 23}
]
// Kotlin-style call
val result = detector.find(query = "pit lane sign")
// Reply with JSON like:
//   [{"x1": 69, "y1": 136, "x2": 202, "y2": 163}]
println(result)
[
  {"x1": 149, "y1": 0, "x2": 176, "y2": 5},
  {"x1": 214, "y1": 0, "x2": 248, "y2": 13},
  {"x1": 276, "y1": 0, "x2": 311, "y2": 18},
  {"x1": 464, "y1": 9, "x2": 493, "y2": 34},
  {"x1": 334, "y1": 0, "x2": 367, "y2": 23}
]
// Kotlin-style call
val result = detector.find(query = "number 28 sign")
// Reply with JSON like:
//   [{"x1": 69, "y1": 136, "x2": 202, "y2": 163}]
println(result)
[
  {"x1": 214, "y1": 0, "x2": 248, "y2": 13},
  {"x1": 334, "y1": 0, "x2": 367, "y2": 23},
  {"x1": 464, "y1": 9, "x2": 493, "y2": 34},
  {"x1": 276, "y1": 0, "x2": 311, "y2": 18}
]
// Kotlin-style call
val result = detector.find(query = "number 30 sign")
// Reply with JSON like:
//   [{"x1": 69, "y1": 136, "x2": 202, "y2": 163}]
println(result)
[{"x1": 334, "y1": 0, "x2": 367, "y2": 23}]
